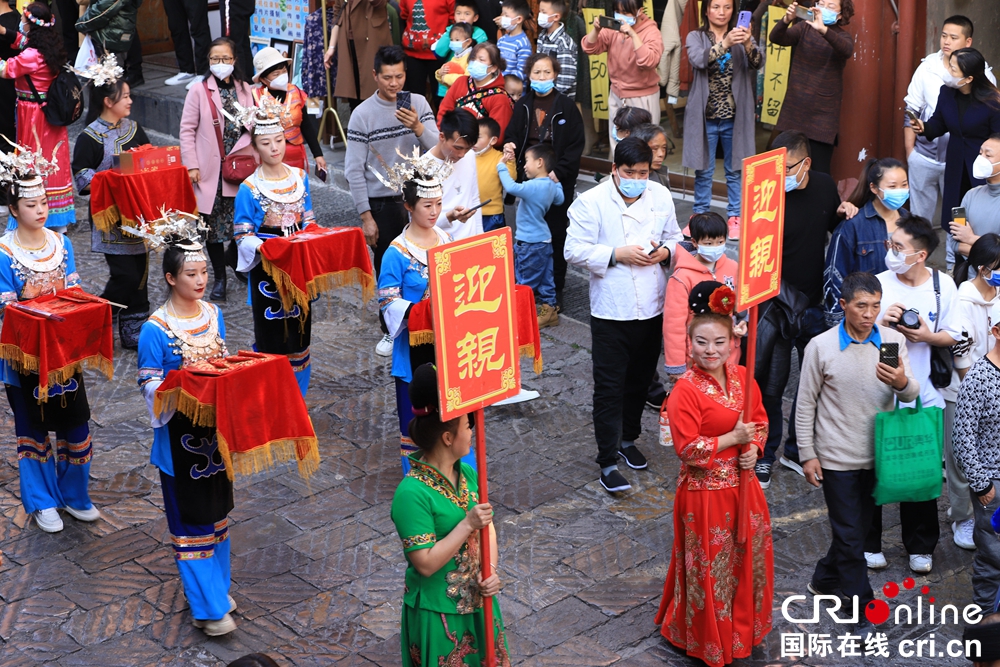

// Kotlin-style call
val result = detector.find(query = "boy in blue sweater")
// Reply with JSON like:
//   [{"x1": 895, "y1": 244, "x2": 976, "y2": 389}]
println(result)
[{"x1": 498, "y1": 142, "x2": 565, "y2": 328}]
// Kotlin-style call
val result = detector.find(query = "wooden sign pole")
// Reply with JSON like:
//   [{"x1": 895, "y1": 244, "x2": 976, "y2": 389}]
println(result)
[
  {"x1": 475, "y1": 407, "x2": 495, "y2": 666},
  {"x1": 737, "y1": 304, "x2": 758, "y2": 544}
]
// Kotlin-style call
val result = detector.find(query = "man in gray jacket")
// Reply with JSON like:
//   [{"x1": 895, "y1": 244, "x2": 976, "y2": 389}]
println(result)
[{"x1": 797, "y1": 272, "x2": 919, "y2": 606}]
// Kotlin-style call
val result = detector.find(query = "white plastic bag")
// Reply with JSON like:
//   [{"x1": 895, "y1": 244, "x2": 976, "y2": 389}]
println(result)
[{"x1": 75, "y1": 35, "x2": 98, "y2": 71}]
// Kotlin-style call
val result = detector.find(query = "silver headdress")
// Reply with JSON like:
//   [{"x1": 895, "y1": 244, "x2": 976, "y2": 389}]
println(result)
[
  {"x1": 122, "y1": 209, "x2": 209, "y2": 262},
  {"x1": 368, "y1": 146, "x2": 454, "y2": 199},
  {"x1": 0, "y1": 135, "x2": 62, "y2": 199},
  {"x1": 234, "y1": 98, "x2": 285, "y2": 136},
  {"x1": 67, "y1": 53, "x2": 124, "y2": 88}
]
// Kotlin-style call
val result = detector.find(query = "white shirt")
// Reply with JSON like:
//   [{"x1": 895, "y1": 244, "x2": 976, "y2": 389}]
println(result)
[
  {"x1": 953, "y1": 279, "x2": 1000, "y2": 371},
  {"x1": 876, "y1": 268, "x2": 962, "y2": 408},
  {"x1": 428, "y1": 151, "x2": 483, "y2": 240},
  {"x1": 905, "y1": 50, "x2": 996, "y2": 164},
  {"x1": 565, "y1": 178, "x2": 681, "y2": 321}
]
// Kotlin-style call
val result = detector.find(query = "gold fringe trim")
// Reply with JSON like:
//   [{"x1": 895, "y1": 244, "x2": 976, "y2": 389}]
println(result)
[
  {"x1": 216, "y1": 430, "x2": 320, "y2": 482},
  {"x1": 519, "y1": 343, "x2": 543, "y2": 375},
  {"x1": 0, "y1": 345, "x2": 114, "y2": 400},
  {"x1": 261, "y1": 258, "x2": 376, "y2": 317},
  {"x1": 153, "y1": 387, "x2": 216, "y2": 427},
  {"x1": 409, "y1": 329, "x2": 435, "y2": 346},
  {"x1": 92, "y1": 206, "x2": 142, "y2": 235}
]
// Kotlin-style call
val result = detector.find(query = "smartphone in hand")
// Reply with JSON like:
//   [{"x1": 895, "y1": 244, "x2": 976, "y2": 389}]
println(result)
[
  {"x1": 794, "y1": 5, "x2": 813, "y2": 20},
  {"x1": 952, "y1": 206, "x2": 967, "y2": 226},
  {"x1": 597, "y1": 14, "x2": 622, "y2": 30},
  {"x1": 736, "y1": 10, "x2": 752, "y2": 30},
  {"x1": 315, "y1": 166, "x2": 328, "y2": 183},
  {"x1": 396, "y1": 90, "x2": 412, "y2": 111},
  {"x1": 879, "y1": 342, "x2": 900, "y2": 369}
]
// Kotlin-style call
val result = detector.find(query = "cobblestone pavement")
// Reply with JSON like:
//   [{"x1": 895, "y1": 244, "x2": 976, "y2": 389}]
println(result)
[{"x1": 0, "y1": 151, "x2": 979, "y2": 666}]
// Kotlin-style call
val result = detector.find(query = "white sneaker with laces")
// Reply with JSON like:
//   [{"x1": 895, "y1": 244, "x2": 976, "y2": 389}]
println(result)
[
  {"x1": 34, "y1": 508, "x2": 64, "y2": 533},
  {"x1": 375, "y1": 333, "x2": 394, "y2": 357},
  {"x1": 864, "y1": 551, "x2": 888, "y2": 569},
  {"x1": 185, "y1": 74, "x2": 206, "y2": 91},
  {"x1": 953, "y1": 519, "x2": 976, "y2": 550},
  {"x1": 165, "y1": 72, "x2": 196, "y2": 86},
  {"x1": 193, "y1": 612, "x2": 237, "y2": 636},
  {"x1": 909, "y1": 554, "x2": 933, "y2": 573},
  {"x1": 63, "y1": 505, "x2": 101, "y2": 522}
]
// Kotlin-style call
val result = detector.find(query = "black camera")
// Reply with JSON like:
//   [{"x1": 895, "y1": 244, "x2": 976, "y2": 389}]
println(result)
[{"x1": 895, "y1": 308, "x2": 922, "y2": 330}]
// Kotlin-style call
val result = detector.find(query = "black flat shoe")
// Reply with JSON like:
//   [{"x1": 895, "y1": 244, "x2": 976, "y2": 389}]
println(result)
[{"x1": 210, "y1": 277, "x2": 227, "y2": 301}]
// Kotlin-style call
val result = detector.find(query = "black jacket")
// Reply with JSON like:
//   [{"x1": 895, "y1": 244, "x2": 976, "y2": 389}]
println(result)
[
  {"x1": 504, "y1": 90, "x2": 585, "y2": 202},
  {"x1": 753, "y1": 281, "x2": 810, "y2": 397}
]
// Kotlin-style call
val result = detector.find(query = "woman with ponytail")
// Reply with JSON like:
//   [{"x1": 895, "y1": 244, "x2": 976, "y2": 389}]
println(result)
[
  {"x1": 823, "y1": 157, "x2": 910, "y2": 325},
  {"x1": 0, "y1": 2, "x2": 75, "y2": 230}
]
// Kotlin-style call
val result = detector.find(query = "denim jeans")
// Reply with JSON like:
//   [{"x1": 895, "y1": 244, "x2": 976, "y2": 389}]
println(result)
[
  {"x1": 482, "y1": 213, "x2": 506, "y2": 232},
  {"x1": 514, "y1": 241, "x2": 556, "y2": 306},
  {"x1": 693, "y1": 118, "x2": 741, "y2": 218}
]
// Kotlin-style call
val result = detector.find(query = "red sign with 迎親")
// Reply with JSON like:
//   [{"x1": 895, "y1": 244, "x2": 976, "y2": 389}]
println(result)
[
  {"x1": 737, "y1": 147, "x2": 787, "y2": 311},
  {"x1": 429, "y1": 227, "x2": 521, "y2": 422}
]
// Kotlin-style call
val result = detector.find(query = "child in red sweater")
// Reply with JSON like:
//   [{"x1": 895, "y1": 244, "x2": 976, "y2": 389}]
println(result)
[{"x1": 663, "y1": 212, "x2": 745, "y2": 377}]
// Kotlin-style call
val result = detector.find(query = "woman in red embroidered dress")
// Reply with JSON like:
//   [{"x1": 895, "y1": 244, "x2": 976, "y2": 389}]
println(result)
[{"x1": 655, "y1": 281, "x2": 773, "y2": 667}]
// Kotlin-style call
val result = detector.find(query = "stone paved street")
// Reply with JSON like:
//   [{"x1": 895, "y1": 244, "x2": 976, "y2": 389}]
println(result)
[{"x1": 0, "y1": 152, "x2": 980, "y2": 666}]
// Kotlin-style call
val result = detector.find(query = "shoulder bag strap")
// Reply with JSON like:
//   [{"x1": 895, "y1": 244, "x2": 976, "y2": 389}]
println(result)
[
  {"x1": 24, "y1": 74, "x2": 44, "y2": 106},
  {"x1": 932, "y1": 268, "x2": 941, "y2": 333},
  {"x1": 203, "y1": 80, "x2": 226, "y2": 156}
]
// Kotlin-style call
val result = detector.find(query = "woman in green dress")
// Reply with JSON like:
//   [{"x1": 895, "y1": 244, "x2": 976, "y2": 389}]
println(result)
[{"x1": 391, "y1": 362, "x2": 512, "y2": 667}]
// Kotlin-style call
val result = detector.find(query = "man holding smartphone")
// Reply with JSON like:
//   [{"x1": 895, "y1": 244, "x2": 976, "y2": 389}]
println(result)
[
  {"x1": 345, "y1": 46, "x2": 440, "y2": 356},
  {"x1": 796, "y1": 272, "x2": 918, "y2": 610}
]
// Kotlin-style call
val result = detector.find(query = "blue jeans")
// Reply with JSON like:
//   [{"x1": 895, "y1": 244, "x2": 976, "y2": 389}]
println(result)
[
  {"x1": 482, "y1": 213, "x2": 506, "y2": 232},
  {"x1": 514, "y1": 240, "x2": 556, "y2": 307},
  {"x1": 693, "y1": 118, "x2": 741, "y2": 218}
]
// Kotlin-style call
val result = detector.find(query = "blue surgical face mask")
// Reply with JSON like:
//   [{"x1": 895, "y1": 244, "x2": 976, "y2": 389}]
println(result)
[
  {"x1": 613, "y1": 127, "x2": 624, "y2": 142},
  {"x1": 467, "y1": 60, "x2": 489, "y2": 80},
  {"x1": 696, "y1": 243, "x2": 727, "y2": 262},
  {"x1": 615, "y1": 172, "x2": 647, "y2": 198},
  {"x1": 614, "y1": 12, "x2": 636, "y2": 26},
  {"x1": 820, "y1": 6, "x2": 838, "y2": 25},
  {"x1": 784, "y1": 160, "x2": 806, "y2": 192},
  {"x1": 18, "y1": 22, "x2": 27, "y2": 34},
  {"x1": 987, "y1": 270, "x2": 1000, "y2": 287},
  {"x1": 879, "y1": 187, "x2": 910, "y2": 211},
  {"x1": 530, "y1": 79, "x2": 555, "y2": 95},
  {"x1": 449, "y1": 40, "x2": 466, "y2": 54}
]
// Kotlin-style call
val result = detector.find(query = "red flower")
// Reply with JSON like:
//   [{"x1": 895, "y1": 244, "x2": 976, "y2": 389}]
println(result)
[{"x1": 709, "y1": 285, "x2": 736, "y2": 316}]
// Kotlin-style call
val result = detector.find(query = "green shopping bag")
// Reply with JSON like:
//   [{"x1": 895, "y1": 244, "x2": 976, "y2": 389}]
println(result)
[{"x1": 873, "y1": 398, "x2": 944, "y2": 506}]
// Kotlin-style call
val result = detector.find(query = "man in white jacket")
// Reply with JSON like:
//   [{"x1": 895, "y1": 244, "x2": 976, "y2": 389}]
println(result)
[{"x1": 565, "y1": 137, "x2": 682, "y2": 493}]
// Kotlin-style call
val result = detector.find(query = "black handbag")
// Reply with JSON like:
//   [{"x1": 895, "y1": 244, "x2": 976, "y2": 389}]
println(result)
[{"x1": 930, "y1": 269, "x2": 954, "y2": 389}]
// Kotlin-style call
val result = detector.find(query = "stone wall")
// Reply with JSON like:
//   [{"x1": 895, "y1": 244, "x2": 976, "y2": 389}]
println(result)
[{"x1": 926, "y1": 0, "x2": 1000, "y2": 67}]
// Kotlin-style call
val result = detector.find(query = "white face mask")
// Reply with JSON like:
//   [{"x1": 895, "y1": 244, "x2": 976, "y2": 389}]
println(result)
[
  {"x1": 210, "y1": 63, "x2": 235, "y2": 80},
  {"x1": 973, "y1": 154, "x2": 1000, "y2": 180},
  {"x1": 268, "y1": 72, "x2": 289, "y2": 91},
  {"x1": 884, "y1": 247, "x2": 918, "y2": 274},
  {"x1": 538, "y1": 12, "x2": 553, "y2": 28}
]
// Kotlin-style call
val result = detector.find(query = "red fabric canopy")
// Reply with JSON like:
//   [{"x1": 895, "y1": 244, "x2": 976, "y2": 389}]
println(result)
[
  {"x1": 259, "y1": 226, "x2": 375, "y2": 316},
  {"x1": 408, "y1": 284, "x2": 542, "y2": 374},
  {"x1": 154, "y1": 351, "x2": 319, "y2": 480},
  {"x1": 0, "y1": 289, "x2": 114, "y2": 401},
  {"x1": 90, "y1": 166, "x2": 198, "y2": 233}
]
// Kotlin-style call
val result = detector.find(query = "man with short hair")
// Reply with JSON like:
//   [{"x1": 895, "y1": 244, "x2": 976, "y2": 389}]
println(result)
[
  {"x1": 345, "y1": 45, "x2": 439, "y2": 356},
  {"x1": 753, "y1": 130, "x2": 856, "y2": 489},
  {"x1": 565, "y1": 136, "x2": 682, "y2": 493},
  {"x1": 871, "y1": 216, "x2": 961, "y2": 574},
  {"x1": 424, "y1": 109, "x2": 484, "y2": 240},
  {"x1": 903, "y1": 14, "x2": 994, "y2": 268},
  {"x1": 951, "y1": 134, "x2": 1000, "y2": 260},
  {"x1": 797, "y1": 272, "x2": 918, "y2": 608}
]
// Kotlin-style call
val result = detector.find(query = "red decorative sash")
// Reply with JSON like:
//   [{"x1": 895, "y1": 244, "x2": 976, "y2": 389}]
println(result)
[
  {"x1": 408, "y1": 284, "x2": 542, "y2": 374},
  {"x1": 259, "y1": 226, "x2": 375, "y2": 316},
  {"x1": 90, "y1": 166, "x2": 198, "y2": 234},
  {"x1": 0, "y1": 289, "x2": 114, "y2": 400},
  {"x1": 154, "y1": 351, "x2": 319, "y2": 480}
]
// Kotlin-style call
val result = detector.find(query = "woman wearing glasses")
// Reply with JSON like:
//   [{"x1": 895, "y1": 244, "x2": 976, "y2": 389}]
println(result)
[
  {"x1": 179, "y1": 37, "x2": 255, "y2": 302},
  {"x1": 823, "y1": 157, "x2": 910, "y2": 326}
]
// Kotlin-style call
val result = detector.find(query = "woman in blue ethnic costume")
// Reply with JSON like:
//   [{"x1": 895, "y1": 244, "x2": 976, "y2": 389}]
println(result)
[
  {"x1": 135, "y1": 211, "x2": 237, "y2": 637},
  {"x1": 71, "y1": 55, "x2": 151, "y2": 349},
  {"x1": 391, "y1": 363, "x2": 511, "y2": 667},
  {"x1": 374, "y1": 152, "x2": 475, "y2": 474},
  {"x1": 233, "y1": 102, "x2": 315, "y2": 396},
  {"x1": 0, "y1": 147, "x2": 98, "y2": 534}
]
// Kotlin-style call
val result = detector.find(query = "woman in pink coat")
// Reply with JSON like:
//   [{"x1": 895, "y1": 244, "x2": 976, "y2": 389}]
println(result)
[{"x1": 180, "y1": 36, "x2": 254, "y2": 302}]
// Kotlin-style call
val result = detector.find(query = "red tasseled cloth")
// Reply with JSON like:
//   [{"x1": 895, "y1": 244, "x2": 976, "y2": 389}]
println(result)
[
  {"x1": 90, "y1": 166, "x2": 198, "y2": 233},
  {"x1": 408, "y1": 284, "x2": 542, "y2": 374},
  {"x1": 0, "y1": 289, "x2": 114, "y2": 401},
  {"x1": 259, "y1": 226, "x2": 375, "y2": 316},
  {"x1": 154, "y1": 352, "x2": 319, "y2": 480}
]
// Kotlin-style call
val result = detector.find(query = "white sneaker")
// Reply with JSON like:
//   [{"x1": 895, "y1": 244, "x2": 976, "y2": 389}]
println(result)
[
  {"x1": 193, "y1": 612, "x2": 237, "y2": 636},
  {"x1": 185, "y1": 74, "x2": 206, "y2": 91},
  {"x1": 864, "y1": 551, "x2": 888, "y2": 569},
  {"x1": 909, "y1": 554, "x2": 933, "y2": 573},
  {"x1": 228, "y1": 595, "x2": 237, "y2": 613},
  {"x1": 953, "y1": 519, "x2": 976, "y2": 550},
  {"x1": 375, "y1": 333, "x2": 393, "y2": 357},
  {"x1": 165, "y1": 72, "x2": 196, "y2": 86},
  {"x1": 63, "y1": 504, "x2": 101, "y2": 522},
  {"x1": 33, "y1": 508, "x2": 64, "y2": 533}
]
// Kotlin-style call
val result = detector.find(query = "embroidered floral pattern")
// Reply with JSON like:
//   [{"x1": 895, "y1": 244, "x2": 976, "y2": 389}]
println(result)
[
  {"x1": 678, "y1": 436, "x2": 716, "y2": 468},
  {"x1": 407, "y1": 458, "x2": 472, "y2": 510},
  {"x1": 750, "y1": 511, "x2": 773, "y2": 640},
  {"x1": 402, "y1": 532, "x2": 436, "y2": 549},
  {"x1": 681, "y1": 365, "x2": 744, "y2": 412},
  {"x1": 703, "y1": 641, "x2": 724, "y2": 666},
  {"x1": 684, "y1": 455, "x2": 741, "y2": 491},
  {"x1": 439, "y1": 613, "x2": 479, "y2": 666},
  {"x1": 445, "y1": 531, "x2": 483, "y2": 613},
  {"x1": 683, "y1": 513, "x2": 709, "y2": 629},
  {"x1": 408, "y1": 644, "x2": 422, "y2": 666},
  {"x1": 709, "y1": 514, "x2": 745, "y2": 622}
]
